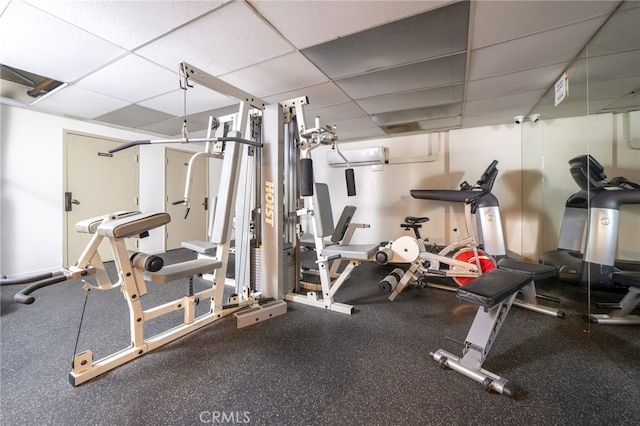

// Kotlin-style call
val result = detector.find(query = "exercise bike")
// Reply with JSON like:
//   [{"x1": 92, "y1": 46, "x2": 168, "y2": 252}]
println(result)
[{"x1": 376, "y1": 161, "x2": 499, "y2": 300}]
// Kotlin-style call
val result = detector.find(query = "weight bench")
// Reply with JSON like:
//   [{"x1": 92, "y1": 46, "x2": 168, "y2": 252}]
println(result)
[
  {"x1": 587, "y1": 271, "x2": 640, "y2": 325},
  {"x1": 286, "y1": 182, "x2": 380, "y2": 314},
  {"x1": 496, "y1": 258, "x2": 564, "y2": 318},
  {"x1": 430, "y1": 268, "x2": 543, "y2": 398},
  {"x1": 68, "y1": 211, "x2": 247, "y2": 386}
]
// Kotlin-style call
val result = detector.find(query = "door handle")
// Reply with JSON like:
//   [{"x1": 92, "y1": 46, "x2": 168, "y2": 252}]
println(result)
[{"x1": 65, "y1": 192, "x2": 80, "y2": 211}]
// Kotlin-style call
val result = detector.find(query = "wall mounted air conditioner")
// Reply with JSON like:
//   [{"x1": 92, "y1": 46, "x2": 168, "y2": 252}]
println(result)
[{"x1": 327, "y1": 146, "x2": 388, "y2": 167}]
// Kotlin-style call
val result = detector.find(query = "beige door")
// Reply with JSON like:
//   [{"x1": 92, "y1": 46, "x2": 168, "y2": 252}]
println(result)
[
  {"x1": 165, "y1": 148, "x2": 208, "y2": 250},
  {"x1": 64, "y1": 131, "x2": 139, "y2": 266}
]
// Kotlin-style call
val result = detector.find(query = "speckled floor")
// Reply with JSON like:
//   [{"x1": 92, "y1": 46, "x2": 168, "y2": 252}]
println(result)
[{"x1": 1, "y1": 250, "x2": 638, "y2": 425}]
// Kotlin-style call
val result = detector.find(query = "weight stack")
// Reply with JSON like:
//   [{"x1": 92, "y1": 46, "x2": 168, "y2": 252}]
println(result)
[{"x1": 250, "y1": 245, "x2": 298, "y2": 295}]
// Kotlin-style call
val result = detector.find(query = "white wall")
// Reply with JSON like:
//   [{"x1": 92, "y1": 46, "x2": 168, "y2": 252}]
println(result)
[
  {"x1": 310, "y1": 124, "x2": 523, "y2": 254},
  {"x1": 4, "y1": 104, "x2": 636, "y2": 278},
  {"x1": 1, "y1": 106, "x2": 156, "y2": 276},
  {"x1": 1, "y1": 105, "x2": 226, "y2": 277}
]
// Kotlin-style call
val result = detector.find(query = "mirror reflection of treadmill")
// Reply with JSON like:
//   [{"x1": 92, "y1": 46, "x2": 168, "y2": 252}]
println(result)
[{"x1": 540, "y1": 155, "x2": 640, "y2": 288}]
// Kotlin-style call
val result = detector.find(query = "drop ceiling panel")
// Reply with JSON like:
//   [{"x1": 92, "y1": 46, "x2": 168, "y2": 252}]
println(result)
[
  {"x1": 135, "y1": 1, "x2": 293, "y2": 76},
  {"x1": 586, "y1": 2, "x2": 640, "y2": 54},
  {"x1": 74, "y1": 54, "x2": 179, "y2": 103},
  {"x1": 23, "y1": 0, "x2": 225, "y2": 50},
  {"x1": 330, "y1": 116, "x2": 378, "y2": 133},
  {"x1": 466, "y1": 63, "x2": 567, "y2": 101},
  {"x1": 357, "y1": 84, "x2": 464, "y2": 115},
  {"x1": 469, "y1": 17, "x2": 612, "y2": 81},
  {"x1": 373, "y1": 103, "x2": 462, "y2": 126},
  {"x1": 301, "y1": 1, "x2": 469, "y2": 79},
  {"x1": 35, "y1": 85, "x2": 129, "y2": 119},
  {"x1": 96, "y1": 104, "x2": 175, "y2": 128},
  {"x1": 0, "y1": 0, "x2": 125, "y2": 82},
  {"x1": 419, "y1": 116, "x2": 462, "y2": 131},
  {"x1": 464, "y1": 89, "x2": 544, "y2": 116},
  {"x1": 305, "y1": 102, "x2": 367, "y2": 123},
  {"x1": 248, "y1": 0, "x2": 450, "y2": 49},
  {"x1": 336, "y1": 54, "x2": 466, "y2": 100},
  {"x1": 139, "y1": 86, "x2": 235, "y2": 117},
  {"x1": 263, "y1": 82, "x2": 351, "y2": 110},
  {"x1": 337, "y1": 127, "x2": 387, "y2": 142},
  {"x1": 141, "y1": 116, "x2": 208, "y2": 137},
  {"x1": 471, "y1": 1, "x2": 619, "y2": 49},
  {"x1": 604, "y1": 91, "x2": 640, "y2": 111},
  {"x1": 220, "y1": 52, "x2": 328, "y2": 98}
]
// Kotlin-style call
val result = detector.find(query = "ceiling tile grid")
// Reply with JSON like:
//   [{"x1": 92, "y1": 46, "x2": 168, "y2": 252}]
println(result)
[
  {"x1": 23, "y1": 0, "x2": 226, "y2": 50},
  {"x1": 1, "y1": 0, "x2": 636, "y2": 141},
  {"x1": 0, "y1": 0, "x2": 126, "y2": 82}
]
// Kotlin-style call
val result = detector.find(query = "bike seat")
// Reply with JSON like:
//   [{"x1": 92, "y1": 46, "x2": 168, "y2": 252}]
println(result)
[{"x1": 404, "y1": 216, "x2": 429, "y2": 224}]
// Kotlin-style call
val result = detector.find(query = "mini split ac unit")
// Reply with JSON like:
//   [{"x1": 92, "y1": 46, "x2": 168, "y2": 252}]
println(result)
[{"x1": 327, "y1": 146, "x2": 388, "y2": 167}]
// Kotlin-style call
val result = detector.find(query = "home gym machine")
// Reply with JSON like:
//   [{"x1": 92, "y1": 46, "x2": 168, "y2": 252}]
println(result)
[
  {"x1": 540, "y1": 154, "x2": 640, "y2": 288},
  {"x1": 278, "y1": 100, "x2": 381, "y2": 314},
  {"x1": 376, "y1": 160, "x2": 563, "y2": 318},
  {"x1": 5, "y1": 62, "x2": 329, "y2": 385}
]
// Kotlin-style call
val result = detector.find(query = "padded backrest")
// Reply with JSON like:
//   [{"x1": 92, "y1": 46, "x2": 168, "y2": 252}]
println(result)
[
  {"x1": 331, "y1": 205, "x2": 356, "y2": 243},
  {"x1": 313, "y1": 183, "x2": 335, "y2": 238}
]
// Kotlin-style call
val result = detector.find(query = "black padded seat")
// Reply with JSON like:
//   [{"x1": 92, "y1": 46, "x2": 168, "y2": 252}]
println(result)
[
  {"x1": 497, "y1": 258, "x2": 555, "y2": 280},
  {"x1": 612, "y1": 271, "x2": 640, "y2": 288},
  {"x1": 457, "y1": 269, "x2": 531, "y2": 308}
]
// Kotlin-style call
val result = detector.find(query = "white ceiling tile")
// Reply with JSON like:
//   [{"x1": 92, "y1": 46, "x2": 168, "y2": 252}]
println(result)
[
  {"x1": 464, "y1": 89, "x2": 545, "y2": 117},
  {"x1": 471, "y1": 0, "x2": 618, "y2": 49},
  {"x1": 338, "y1": 127, "x2": 388, "y2": 143},
  {"x1": 24, "y1": 0, "x2": 225, "y2": 50},
  {"x1": 357, "y1": 84, "x2": 464, "y2": 115},
  {"x1": 305, "y1": 102, "x2": 367, "y2": 124},
  {"x1": 219, "y1": 52, "x2": 328, "y2": 98},
  {"x1": 74, "y1": 54, "x2": 179, "y2": 103},
  {"x1": 372, "y1": 103, "x2": 462, "y2": 126},
  {"x1": 418, "y1": 116, "x2": 461, "y2": 131},
  {"x1": 136, "y1": 1, "x2": 293, "y2": 76},
  {"x1": 462, "y1": 112, "x2": 516, "y2": 128},
  {"x1": 466, "y1": 63, "x2": 567, "y2": 101},
  {"x1": 0, "y1": 0, "x2": 125, "y2": 82},
  {"x1": 34, "y1": 85, "x2": 129, "y2": 119},
  {"x1": 249, "y1": 0, "x2": 450, "y2": 49},
  {"x1": 96, "y1": 104, "x2": 175, "y2": 128},
  {"x1": 264, "y1": 82, "x2": 351, "y2": 109},
  {"x1": 141, "y1": 116, "x2": 209, "y2": 137},
  {"x1": 469, "y1": 17, "x2": 610, "y2": 81},
  {"x1": 139, "y1": 86, "x2": 235, "y2": 116},
  {"x1": 330, "y1": 116, "x2": 378, "y2": 133}
]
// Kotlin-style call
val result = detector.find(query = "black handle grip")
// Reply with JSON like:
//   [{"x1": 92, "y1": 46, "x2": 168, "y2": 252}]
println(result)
[
  {"x1": 13, "y1": 275, "x2": 69, "y2": 304},
  {"x1": 108, "y1": 140, "x2": 151, "y2": 153}
]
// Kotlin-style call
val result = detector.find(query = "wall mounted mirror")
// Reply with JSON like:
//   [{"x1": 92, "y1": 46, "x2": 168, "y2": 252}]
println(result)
[{"x1": 522, "y1": 0, "x2": 639, "y2": 376}]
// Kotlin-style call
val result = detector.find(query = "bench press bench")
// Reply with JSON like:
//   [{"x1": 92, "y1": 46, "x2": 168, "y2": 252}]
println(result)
[{"x1": 430, "y1": 262, "x2": 556, "y2": 398}]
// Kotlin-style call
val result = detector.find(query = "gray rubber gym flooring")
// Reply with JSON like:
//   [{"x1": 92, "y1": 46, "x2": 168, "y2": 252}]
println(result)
[{"x1": 1, "y1": 249, "x2": 638, "y2": 425}]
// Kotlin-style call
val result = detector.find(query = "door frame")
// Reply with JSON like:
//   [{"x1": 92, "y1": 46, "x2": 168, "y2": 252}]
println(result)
[{"x1": 62, "y1": 130, "x2": 139, "y2": 265}]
